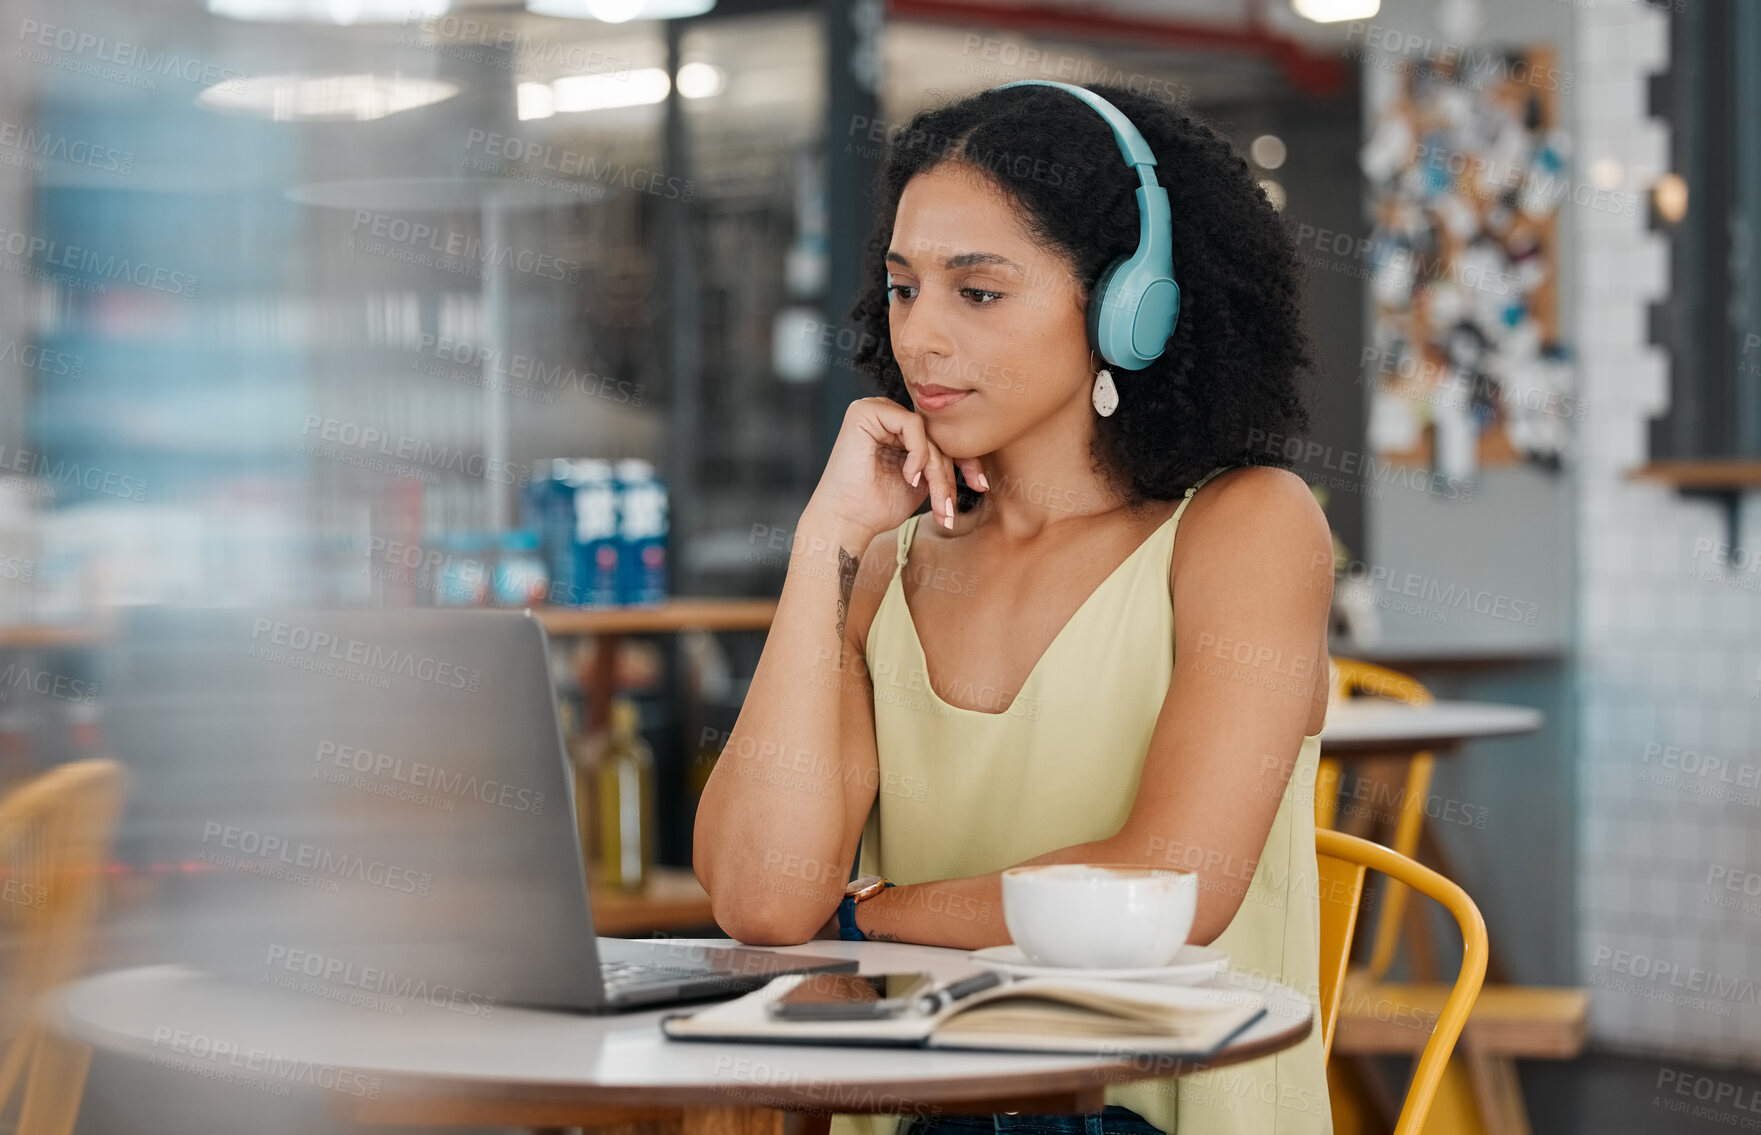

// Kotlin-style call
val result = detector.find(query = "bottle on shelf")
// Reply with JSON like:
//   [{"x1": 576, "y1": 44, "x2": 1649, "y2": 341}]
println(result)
[
  {"x1": 686, "y1": 731, "x2": 720, "y2": 805},
  {"x1": 596, "y1": 695, "x2": 655, "y2": 894},
  {"x1": 558, "y1": 697, "x2": 602, "y2": 881}
]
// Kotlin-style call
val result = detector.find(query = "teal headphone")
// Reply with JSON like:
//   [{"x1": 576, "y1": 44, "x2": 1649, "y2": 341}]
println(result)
[
  {"x1": 996, "y1": 81, "x2": 1181, "y2": 370},
  {"x1": 885, "y1": 81, "x2": 1180, "y2": 371}
]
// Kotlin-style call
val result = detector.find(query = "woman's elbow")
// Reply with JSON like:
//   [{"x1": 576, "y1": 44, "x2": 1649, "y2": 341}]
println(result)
[
  {"x1": 708, "y1": 890, "x2": 833, "y2": 947},
  {"x1": 1189, "y1": 888, "x2": 1248, "y2": 946}
]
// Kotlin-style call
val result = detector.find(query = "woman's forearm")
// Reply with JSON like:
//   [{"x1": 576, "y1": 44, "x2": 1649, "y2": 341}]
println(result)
[
  {"x1": 852, "y1": 833, "x2": 1128, "y2": 950},
  {"x1": 851, "y1": 873, "x2": 1009, "y2": 951},
  {"x1": 851, "y1": 824, "x2": 1252, "y2": 951},
  {"x1": 692, "y1": 505, "x2": 875, "y2": 943}
]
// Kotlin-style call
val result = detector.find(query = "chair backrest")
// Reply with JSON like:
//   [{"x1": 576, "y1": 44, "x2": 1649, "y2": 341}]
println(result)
[
  {"x1": 1321, "y1": 658, "x2": 1436, "y2": 981},
  {"x1": 1315, "y1": 828, "x2": 1488, "y2": 1135},
  {"x1": 1319, "y1": 657, "x2": 1434, "y2": 832},
  {"x1": 1330, "y1": 657, "x2": 1434, "y2": 708},
  {"x1": 0, "y1": 760, "x2": 125, "y2": 1118}
]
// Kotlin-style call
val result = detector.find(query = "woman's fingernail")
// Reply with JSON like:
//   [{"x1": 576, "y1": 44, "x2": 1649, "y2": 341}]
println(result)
[
  {"x1": 943, "y1": 513, "x2": 953, "y2": 530},
  {"x1": 975, "y1": 472, "x2": 990, "y2": 491},
  {"x1": 944, "y1": 495, "x2": 954, "y2": 518},
  {"x1": 911, "y1": 470, "x2": 921, "y2": 487}
]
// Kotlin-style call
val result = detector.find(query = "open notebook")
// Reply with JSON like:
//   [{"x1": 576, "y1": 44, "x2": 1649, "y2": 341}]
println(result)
[{"x1": 660, "y1": 973, "x2": 1266, "y2": 1058}]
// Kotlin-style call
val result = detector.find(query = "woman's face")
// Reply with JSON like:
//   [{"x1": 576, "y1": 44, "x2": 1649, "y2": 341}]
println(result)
[{"x1": 885, "y1": 162, "x2": 1091, "y2": 459}]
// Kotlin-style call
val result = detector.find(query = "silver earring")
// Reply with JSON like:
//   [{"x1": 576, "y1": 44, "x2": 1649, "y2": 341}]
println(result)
[{"x1": 1092, "y1": 366, "x2": 1118, "y2": 417}]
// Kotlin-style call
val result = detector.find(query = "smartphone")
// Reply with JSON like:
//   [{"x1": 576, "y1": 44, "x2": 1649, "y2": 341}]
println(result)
[{"x1": 765, "y1": 972, "x2": 935, "y2": 1021}]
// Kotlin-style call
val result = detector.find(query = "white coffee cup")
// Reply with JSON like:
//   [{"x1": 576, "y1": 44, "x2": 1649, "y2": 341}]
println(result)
[{"x1": 1001, "y1": 863, "x2": 1199, "y2": 969}]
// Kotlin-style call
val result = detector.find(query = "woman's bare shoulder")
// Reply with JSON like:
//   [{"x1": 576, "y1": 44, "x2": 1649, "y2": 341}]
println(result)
[{"x1": 1170, "y1": 466, "x2": 1331, "y2": 587}]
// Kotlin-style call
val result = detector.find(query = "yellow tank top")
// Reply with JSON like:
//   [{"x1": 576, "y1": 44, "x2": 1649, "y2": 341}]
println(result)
[{"x1": 830, "y1": 470, "x2": 1331, "y2": 1135}]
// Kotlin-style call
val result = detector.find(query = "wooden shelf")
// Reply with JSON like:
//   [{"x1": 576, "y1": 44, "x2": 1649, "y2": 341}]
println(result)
[
  {"x1": 533, "y1": 598, "x2": 776, "y2": 636},
  {"x1": 588, "y1": 866, "x2": 718, "y2": 936},
  {"x1": 0, "y1": 623, "x2": 107, "y2": 649},
  {"x1": 0, "y1": 601, "x2": 780, "y2": 651},
  {"x1": 1630, "y1": 460, "x2": 1761, "y2": 489},
  {"x1": 1631, "y1": 460, "x2": 1761, "y2": 545}
]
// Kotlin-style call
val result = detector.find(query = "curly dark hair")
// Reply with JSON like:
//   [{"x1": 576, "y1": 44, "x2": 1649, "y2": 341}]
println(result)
[{"x1": 848, "y1": 83, "x2": 1313, "y2": 513}]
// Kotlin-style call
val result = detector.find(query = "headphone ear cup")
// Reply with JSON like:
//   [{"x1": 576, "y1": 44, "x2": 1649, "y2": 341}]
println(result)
[
  {"x1": 1133, "y1": 276, "x2": 1179, "y2": 361},
  {"x1": 1088, "y1": 257, "x2": 1126, "y2": 365},
  {"x1": 1093, "y1": 259, "x2": 1180, "y2": 369}
]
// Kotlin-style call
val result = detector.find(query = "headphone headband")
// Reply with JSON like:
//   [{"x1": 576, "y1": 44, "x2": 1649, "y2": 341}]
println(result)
[
  {"x1": 990, "y1": 81, "x2": 1180, "y2": 371},
  {"x1": 995, "y1": 80, "x2": 1161, "y2": 176}
]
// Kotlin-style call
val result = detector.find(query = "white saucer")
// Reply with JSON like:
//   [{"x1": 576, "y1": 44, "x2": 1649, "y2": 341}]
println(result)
[{"x1": 968, "y1": 944, "x2": 1228, "y2": 984}]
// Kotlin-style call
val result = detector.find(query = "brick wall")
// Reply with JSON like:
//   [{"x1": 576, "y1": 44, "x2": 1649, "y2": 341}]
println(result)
[{"x1": 1574, "y1": 0, "x2": 1761, "y2": 1067}]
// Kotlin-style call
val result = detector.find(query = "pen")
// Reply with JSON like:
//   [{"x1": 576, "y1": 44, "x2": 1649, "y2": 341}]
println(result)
[{"x1": 914, "y1": 970, "x2": 1005, "y2": 1015}]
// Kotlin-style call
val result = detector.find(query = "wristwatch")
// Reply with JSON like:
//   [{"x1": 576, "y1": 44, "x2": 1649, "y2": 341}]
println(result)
[{"x1": 837, "y1": 874, "x2": 893, "y2": 941}]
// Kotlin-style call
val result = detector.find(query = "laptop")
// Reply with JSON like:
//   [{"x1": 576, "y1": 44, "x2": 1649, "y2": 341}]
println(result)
[{"x1": 107, "y1": 606, "x2": 856, "y2": 1013}]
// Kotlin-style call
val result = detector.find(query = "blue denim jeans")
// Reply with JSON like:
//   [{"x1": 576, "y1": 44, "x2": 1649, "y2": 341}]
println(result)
[{"x1": 901, "y1": 1105, "x2": 1166, "y2": 1135}]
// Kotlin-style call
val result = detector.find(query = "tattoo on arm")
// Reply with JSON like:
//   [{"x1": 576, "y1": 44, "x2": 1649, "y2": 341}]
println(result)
[
  {"x1": 854, "y1": 886, "x2": 903, "y2": 943},
  {"x1": 834, "y1": 547, "x2": 860, "y2": 643}
]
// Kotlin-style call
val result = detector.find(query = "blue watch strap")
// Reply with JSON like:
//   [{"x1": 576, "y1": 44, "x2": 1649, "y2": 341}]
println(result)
[
  {"x1": 838, "y1": 882, "x2": 895, "y2": 941},
  {"x1": 837, "y1": 893, "x2": 864, "y2": 941}
]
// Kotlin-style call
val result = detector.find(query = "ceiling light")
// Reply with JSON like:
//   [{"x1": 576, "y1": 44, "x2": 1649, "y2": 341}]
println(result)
[
  {"x1": 542, "y1": 66, "x2": 720, "y2": 114},
  {"x1": 208, "y1": 0, "x2": 447, "y2": 23},
  {"x1": 552, "y1": 67, "x2": 670, "y2": 112},
  {"x1": 1259, "y1": 179, "x2": 1287, "y2": 211},
  {"x1": 1589, "y1": 158, "x2": 1624, "y2": 191},
  {"x1": 1292, "y1": 0, "x2": 1380, "y2": 22},
  {"x1": 517, "y1": 82, "x2": 555, "y2": 120},
  {"x1": 1251, "y1": 134, "x2": 1287, "y2": 171},
  {"x1": 1653, "y1": 173, "x2": 1688, "y2": 224},
  {"x1": 526, "y1": 0, "x2": 715, "y2": 21},
  {"x1": 675, "y1": 62, "x2": 724, "y2": 99},
  {"x1": 197, "y1": 73, "x2": 459, "y2": 121},
  {"x1": 586, "y1": 0, "x2": 644, "y2": 18}
]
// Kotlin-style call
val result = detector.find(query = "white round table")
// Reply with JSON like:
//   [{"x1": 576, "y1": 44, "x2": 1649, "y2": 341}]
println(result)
[
  {"x1": 53, "y1": 939, "x2": 1313, "y2": 1132},
  {"x1": 1319, "y1": 698, "x2": 1542, "y2": 754}
]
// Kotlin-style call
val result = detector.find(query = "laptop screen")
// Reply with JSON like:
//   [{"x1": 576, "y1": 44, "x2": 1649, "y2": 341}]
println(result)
[{"x1": 108, "y1": 607, "x2": 607, "y2": 1011}]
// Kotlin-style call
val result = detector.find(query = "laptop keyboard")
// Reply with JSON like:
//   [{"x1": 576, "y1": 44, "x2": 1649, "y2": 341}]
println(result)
[{"x1": 600, "y1": 958, "x2": 711, "y2": 987}]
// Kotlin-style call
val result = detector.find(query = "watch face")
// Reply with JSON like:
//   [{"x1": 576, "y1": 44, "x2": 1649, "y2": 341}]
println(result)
[{"x1": 846, "y1": 874, "x2": 886, "y2": 899}]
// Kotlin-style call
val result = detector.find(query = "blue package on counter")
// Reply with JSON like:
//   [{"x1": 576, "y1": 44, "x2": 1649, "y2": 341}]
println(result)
[
  {"x1": 615, "y1": 459, "x2": 668, "y2": 606},
  {"x1": 572, "y1": 459, "x2": 621, "y2": 607},
  {"x1": 523, "y1": 460, "x2": 578, "y2": 605}
]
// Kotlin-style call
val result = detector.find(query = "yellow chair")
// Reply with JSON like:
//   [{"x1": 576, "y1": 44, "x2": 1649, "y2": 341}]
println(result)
[
  {"x1": 0, "y1": 760, "x2": 125, "y2": 1135},
  {"x1": 1315, "y1": 829, "x2": 1488, "y2": 1134},
  {"x1": 1320, "y1": 657, "x2": 1436, "y2": 980}
]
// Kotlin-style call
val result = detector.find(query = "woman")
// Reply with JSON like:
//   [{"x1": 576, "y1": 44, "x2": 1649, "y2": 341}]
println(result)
[{"x1": 693, "y1": 81, "x2": 1332, "y2": 1135}]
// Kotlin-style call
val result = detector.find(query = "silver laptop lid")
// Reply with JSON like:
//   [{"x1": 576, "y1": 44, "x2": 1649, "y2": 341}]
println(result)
[{"x1": 110, "y1": 607, "x2": 610, "y2": 1011}]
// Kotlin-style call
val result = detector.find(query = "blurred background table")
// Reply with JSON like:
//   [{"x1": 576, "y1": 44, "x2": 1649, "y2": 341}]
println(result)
[
  {"x1": 592, "y1": 866, "x2": 716, "y2": 937},
  {"x1": 1318, "y1": 699, "x2": 1543, "y2": 755}
]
